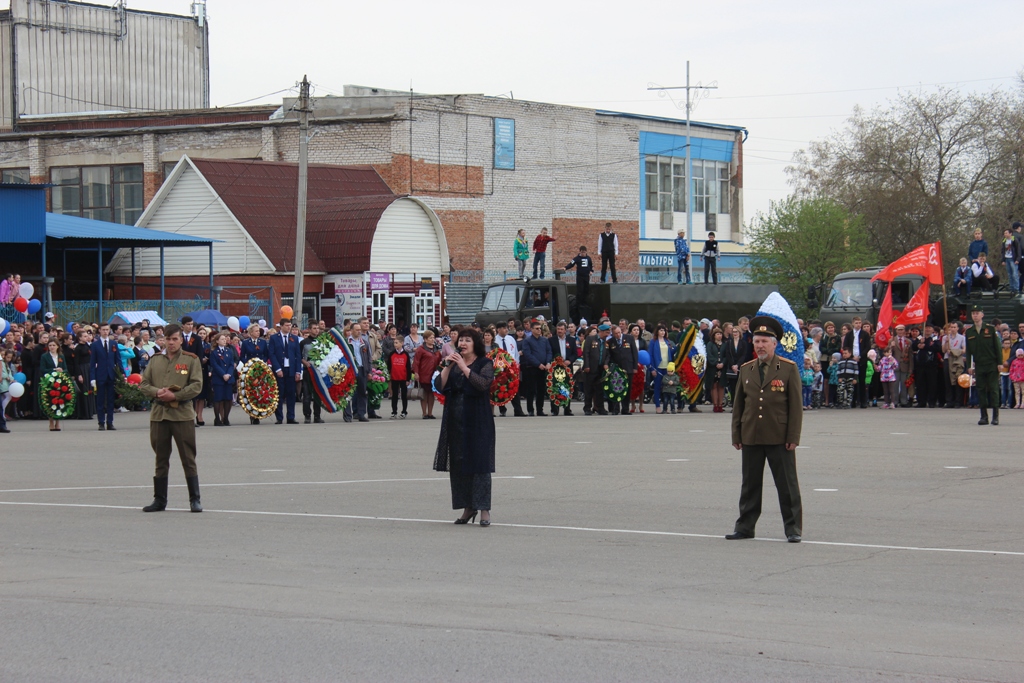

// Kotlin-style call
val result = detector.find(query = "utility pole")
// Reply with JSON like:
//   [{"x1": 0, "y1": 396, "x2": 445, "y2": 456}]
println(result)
[
  {"x1": 648, "y1": 62, "x2": 716, "y2": 282},
  {"x1": 291, "y1": 75, "x2": 311, "y2": 323}
]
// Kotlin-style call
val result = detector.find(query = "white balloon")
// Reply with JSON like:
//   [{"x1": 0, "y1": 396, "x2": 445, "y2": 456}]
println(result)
[
  {"x1": 19, "y1": 282, "x2": 34, "y2": 299},
  {"x1": 227, "y1": 316, "x2": 240, "y2": 332},
  {"x1": 0, "y1": 317, "x2": 6, "y2": 331},
  {"x1": 8, "y1": 382, "x2": 24, "y2": 398}
]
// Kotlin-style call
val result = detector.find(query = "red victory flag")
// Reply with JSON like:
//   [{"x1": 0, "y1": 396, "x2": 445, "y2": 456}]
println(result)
[
  {"x1": 871, "y1": 242, "x2": 945, "y2": 285},
  {"x1": 875, "y1": 286, "x2": 895, "y2": 347},
  {"x1": 893, "y1": 282, "x2": 930, "y2": 327}
]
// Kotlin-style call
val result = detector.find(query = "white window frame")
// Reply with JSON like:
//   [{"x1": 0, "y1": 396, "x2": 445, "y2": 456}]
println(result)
[
  {"x1": 371, "y1": 291, "x2": 388, "y2": 325},
  {"x1": 415, "y1": 291, "x2": 436, "y2": 329}
]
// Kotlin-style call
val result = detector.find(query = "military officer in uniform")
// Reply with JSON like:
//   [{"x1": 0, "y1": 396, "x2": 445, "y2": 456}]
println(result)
[
  {"x1": 965, "y1": 304, "x2": 1001, "y2": 425},
  {"x1": 727, "y1": 316, "x2": 805, "y2": 542},
  {"x1": 139, "y1": 323, "x2": 206, "y2": 513}
]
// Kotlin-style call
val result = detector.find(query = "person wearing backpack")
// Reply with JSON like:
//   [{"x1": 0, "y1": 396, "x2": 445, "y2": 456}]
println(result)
[{"x1": 388, "y1": 341, "x2": 412, "y2": 419}]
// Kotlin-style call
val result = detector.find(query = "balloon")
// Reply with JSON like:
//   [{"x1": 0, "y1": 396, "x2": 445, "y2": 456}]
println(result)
[
  {"x1": 0, "y1": 317, "x2": 7, "y2": 334},
  {"x1": 27, "y1": 298, "x2": 42, "y2": 314},
  {"x1": 127, "y1": 373, "x2": 143, "y2": 385},
  {"x1": 66, "y1": 322, "x2": 75, "y2": 334},
  {"x1": 958, "y1": 373, "x2": 972, "y2": 389},
  {"x1": 19, "y1": 282, "x2": 33, "y2": 299},
  {"x1": 8, "y1": 382, "x2": 24, "y2": 398},
  {"x1": 227, "y1": 316, "x2": 240, "y2": 332},
  {"x1": 637, "y1": 350, "x2": 651, "y2": 366},
  {"x1": 239, "y1": 315, "x2": 251, "y2": 330},
  {"x1": 13, "y1": 297, "x2": 28, "y2": 313},
  {"x1": 13, "y1": 372, "x2": 26, "y2": 384},
  {"x1": 280, "y1": 305, "x2": 293, "y2": 319}
]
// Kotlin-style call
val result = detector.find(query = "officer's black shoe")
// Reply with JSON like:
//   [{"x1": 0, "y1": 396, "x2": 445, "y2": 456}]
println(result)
[
  {"x1": 97, "y1": 424, "x2": 105, "y2": 431},
  {"x1": 992, "y1": 408, "x2": 999, "y2": 426},
  {"x1": 725, "y1": 531, "x2": 753, "y2": 540},
  {"x1": 287, "y1": 419, "x2": 300, "y2": 425},
  {"x1": 142, "y1": 477, "x2": 168, "y2": 512},
  {"x1": 304, "y1": 417, "x2": 311, "y2": 424},
  {"x1": 787, "y1": 534, "x2": 802, "y2": 543},
  {"x1": 185, "y1": 476, "x2": 202, "y2": 513},
  {"x1": 314, "y1": 417, "x2": 325, "y2": 424},
  {"x1": 536, "y1": 411, "x2": 548, "y2": 417},
  {"x1": 564, "y1": 410, "x2": 574, "y2": 416},
  {"x1": 551, "y1": 408, "x2": 559, "y2": 416},
  {"x1": 106, "y1": 424, "x2": 116, "y2": 431},
  {"x1": 978, "y1": 408, "x2": 989, "y2": 425}
]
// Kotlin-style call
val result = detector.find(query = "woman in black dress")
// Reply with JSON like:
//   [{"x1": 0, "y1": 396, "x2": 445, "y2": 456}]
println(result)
[
  {"x1": 433, "y1": 327, "x2": 496, "y2": 526},
  {"x1": 73, "y1": 328, "x2": 96, "y2": 420}
]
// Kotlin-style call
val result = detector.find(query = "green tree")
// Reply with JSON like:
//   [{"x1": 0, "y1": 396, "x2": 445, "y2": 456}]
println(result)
[{"x1": 746, "y1": 197, "x2": 877, "y2": 317}]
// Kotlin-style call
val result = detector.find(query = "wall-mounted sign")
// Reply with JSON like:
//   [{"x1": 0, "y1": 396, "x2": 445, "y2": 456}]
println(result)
[
  {"x1": 330, "y1": 274, "x2": 364, "y2": 319},
  {"x1": 368, "y1": 272, "x2": 391, "y2": 292},
  {"x1": 639, "y1": 254, "x2": 676, "y2": 267},
  {"x1": 494, "y1": 118, "x2": 515, "y2": 170}
]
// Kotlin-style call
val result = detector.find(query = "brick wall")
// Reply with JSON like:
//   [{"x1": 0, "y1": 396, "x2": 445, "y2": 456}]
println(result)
[
  {"x1": 434, "y1": 209, "x2": 485, "y2": 272},
  {"x1": 551, "y1": 218, "x2": 640, "y2": 282}
]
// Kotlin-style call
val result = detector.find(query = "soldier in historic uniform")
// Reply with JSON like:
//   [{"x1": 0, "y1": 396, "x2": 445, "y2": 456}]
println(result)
[
  {"x1": 965, "y1": 304, "x2": 1002, "y2": 425},
  {"x1": 727, "y1": 316, "x2": 805, "y2": 542},
  {"x1": 139, "y1": 323, "x2": 206, "y2": 513}
]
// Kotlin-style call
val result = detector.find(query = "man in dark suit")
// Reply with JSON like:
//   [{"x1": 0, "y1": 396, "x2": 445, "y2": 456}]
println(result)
[
  {"x1": 842, "y1": 316, "x2": 872, "y2": 408},
  {"x1": 728, "y1": 316, "x2": 804, "y2": 543},
  {"x1": 345, "y1": 325, "x2": 371, "y2": 422},
  {"x1": 91, "y1": 322, "x2": 122, "y2": 431},
  {"x1": 179, "y1": 316, "x2": 204, "y2": 357},
  {"x1": 269, "y1": 318, "x2": 301, "y2": 424},
  {"x1": 548, "y1": 321, "x2": 578, "y2": 416},
  {"x1": 581, "y1": 324, "x2": 611, "y2": 415},
  {"x1": 608, "y1": 324, "x2": 638, "y2": 415}
]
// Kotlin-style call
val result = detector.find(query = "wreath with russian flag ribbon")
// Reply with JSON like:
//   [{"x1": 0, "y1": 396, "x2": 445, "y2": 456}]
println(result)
[
  {"x1": 546, "y1": 356, "x2": 574, "y2": 408},
  {"x1": 488, "y1": 348, "x2": 520, "y2": 407},
  {"x1": 307, "y1": 327, "x2": 358, "y2": 413},
  {"x1": 672, "y1": 324, "x2": 707, "y2": 405},
  {"x1": 40, "y1": 370, "x2": 76, "y2": 420},
  {"x1": 238, "y1": 358, "x2": 279, "y2": 420}
]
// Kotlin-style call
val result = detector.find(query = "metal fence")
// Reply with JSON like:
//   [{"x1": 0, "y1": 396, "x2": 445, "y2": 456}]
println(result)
[
  {"x1": 51, "y1": 298, "x2": 208, "y2": 326},
  {"x1": 0, "y1": 303, "x2": 26, "y2": 325}
]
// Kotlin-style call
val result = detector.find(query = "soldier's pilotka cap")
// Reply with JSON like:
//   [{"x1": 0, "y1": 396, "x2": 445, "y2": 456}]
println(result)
[
  {"x1": 971, "y1": 304, "x2": 984, "y2": 312},
  {"x1": 749, "y1": 315, "x2": 784, "y2": 339}
]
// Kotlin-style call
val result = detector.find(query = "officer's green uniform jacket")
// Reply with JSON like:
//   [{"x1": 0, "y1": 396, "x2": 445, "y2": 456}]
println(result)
[
  {"x1": 731, "y1": 354, "x2": 803, "y2": 446},
  {"x1": 965, "y1": 323, "x2": 1000, "y2": 372},
  {"x1": 139, "y1": 349, "x2": 205, "y2": 422}
]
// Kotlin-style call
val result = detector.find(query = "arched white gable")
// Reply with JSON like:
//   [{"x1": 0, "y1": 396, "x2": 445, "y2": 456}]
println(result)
[{"x1": 369, "y1": 198, "x2": 449, "y2": 274}]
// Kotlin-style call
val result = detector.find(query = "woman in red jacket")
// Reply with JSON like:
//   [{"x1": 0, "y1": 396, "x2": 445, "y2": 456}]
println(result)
[{"x1": 413, "y1": 329, "x2": 442, "y2": 419}]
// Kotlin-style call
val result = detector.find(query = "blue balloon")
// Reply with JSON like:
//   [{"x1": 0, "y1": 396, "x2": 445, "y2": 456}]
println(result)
[
  {"x1": 1, "y1": 321, "x2": 8, "y2": 337},
  {"x1": 66, "y1": 322, "x2": 75, "y2": 333},
  {"x1": 637, "y1": 350, "x2": 651, "y2": 366},
  {"x1": 27, "y1": 298, "x2": 42, "y2": 314},
  {"x1": 14, "y1": 372, "x2": 26, "y2": 384},
  {"x1": 239, "y1": 315, "x2": 251, "y2": 330}
]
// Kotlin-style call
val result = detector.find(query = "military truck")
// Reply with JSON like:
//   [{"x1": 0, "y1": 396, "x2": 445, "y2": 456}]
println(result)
[
  {"x1": 474, "y1": 275, "x2": 779, "y2": 328},
  {"x1": 813, "y1": 267, "x2": 1024, "y2": 327}
]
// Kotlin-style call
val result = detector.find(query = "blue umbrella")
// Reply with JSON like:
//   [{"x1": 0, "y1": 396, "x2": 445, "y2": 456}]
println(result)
[{"x1": 185, "y1": 309, "x2": 229, "y2": 327}]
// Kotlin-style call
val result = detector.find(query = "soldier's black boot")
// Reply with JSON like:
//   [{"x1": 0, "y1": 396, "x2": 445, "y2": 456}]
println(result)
[
  {"x1": 978, "y1": 408, "x2": 989, "y2": 425},
  {"x1": 142, "y1": 477, "x2": 168, "y2": 512},
  {"x1": 185, "y1": 476, "x2": 203, "y2": 513},
  {"x1": 991, "y1": 407, "x2": 999, "y2": 426}
]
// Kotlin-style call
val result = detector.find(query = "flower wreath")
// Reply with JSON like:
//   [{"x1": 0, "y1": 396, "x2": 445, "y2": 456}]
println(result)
[
  {"x1": 603, "y1": 364, "x2": 630, "y2": 403},
  {"x1": 238, "y1": 359, "x2": 279, "y2": 420},
  {"x1": 39, "y1": 370, "x2": 76, "y2": 420},
  {"x1": 488, "y1": 348, "x2": 520, "y2": 407},
  {"x1": 630, "y1": 365, "x2": 646, "y2": 401},
  {"x1": 546, "y1": 356, "x2": 574, "y2": 408},
  {"x1": 367, "y1": 359, "x2": 390, "y2": 409},
  {"x1": 307, "y1": 328, "x2": 358, "y2": 412}
]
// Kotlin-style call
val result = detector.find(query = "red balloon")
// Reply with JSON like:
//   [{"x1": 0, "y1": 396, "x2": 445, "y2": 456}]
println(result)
[
  {"x1": 127, "y1": 373, "x2": 143, "y2": 385},
  {"x1": 13, "y1": 297, "x2": 28, "y2": 313}
]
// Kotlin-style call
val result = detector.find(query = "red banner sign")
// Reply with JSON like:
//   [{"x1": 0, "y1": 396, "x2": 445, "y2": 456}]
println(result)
[{"x1": 871, "y1": 242, "x2": 944, "y2": 285}]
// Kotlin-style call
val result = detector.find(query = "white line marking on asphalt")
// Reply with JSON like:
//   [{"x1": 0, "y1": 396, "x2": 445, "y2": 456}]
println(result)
[
  {"x1": 814, "y1": 488, "x2": 838, "y2": 492},
  {"x1": 944, "y1": 466, "x2": 967, "y2": 469},
  {"x1": 0, "y1": 476, "x2": 534, "y2": 493},
  {"x1": 574, "y1": 441, "x2": 592, "y2": 444},
  {"x1": 2, "y1": 501, "x2": 1022, "y2": 558},
  {"x1": 891, "y1": 432, "x2": 909, "y2": 435},
  {"x1": 666, "y1": 459, "x2": 690, "y2": 462}
]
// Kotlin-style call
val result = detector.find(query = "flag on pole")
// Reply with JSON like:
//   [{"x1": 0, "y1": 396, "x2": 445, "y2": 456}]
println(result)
[
  {"x1": 871, "y1": 242, "x2": 944, "y2": 285},
  {"x1": 893, "y1": 283, "x2": 930, "y2": 327},
  {"x1": 875, "y1": 287, "x2": 895, "y2": 347}
]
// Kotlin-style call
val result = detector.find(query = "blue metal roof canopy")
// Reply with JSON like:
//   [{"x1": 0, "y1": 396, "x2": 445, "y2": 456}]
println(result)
[{"x1": 43, "y1": 213, "x2": 222, "y2": 322}]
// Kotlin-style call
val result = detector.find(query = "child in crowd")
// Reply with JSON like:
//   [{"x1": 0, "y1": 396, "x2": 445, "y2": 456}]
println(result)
[
  {"x1": 1010, "y1": 348, "x2": 1024, "y2": 408},
  {"x1": 999, "y1": 337, "x2": 1013, "y2": 408},
  {"x1": 661, "y1": 362, "x2": 680, "y2": 414},
  {"x1": 827, "y1": 352, "x2": 841, "y2": 407},
  {"x1": 865, "y1": 349, "x2": 878, "y2": 407},
  {"x1": 801, "y1": 357, "x2": 814, "y2": 410},
  {"x1": 836, "y1": 348, "x2": 859, "y2": 408},
  {"x1": 811, "y1": 362, "x2": 824, "y2": 409},
  {"x1": 878, "y1": 346, "x2": 899, "y2": 409}
]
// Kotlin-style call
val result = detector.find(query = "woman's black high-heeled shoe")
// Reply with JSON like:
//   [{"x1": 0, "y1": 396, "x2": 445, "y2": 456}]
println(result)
[{"x1": 454, "y1": 510, "x2": 477, "y2": 525}]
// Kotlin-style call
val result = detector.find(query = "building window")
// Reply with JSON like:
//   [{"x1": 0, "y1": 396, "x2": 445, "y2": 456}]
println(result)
[
  {"x1": 50, "y1": 164, "x2": 144, "y2": 225},
  {"x1": 1, "y1": 168, "x2": 30, "y2": 183},
  {"x1": 415, "y1": 291, "x2": 436, "y2": 329},
  {"x1": 371, "y1": 291, "x2": 388, "y2": 325},
  {"x1": 693, "y1": 160, "x2": 730, "y2": 215},
  {"x1": 644, "y1": 156, "x2": 686, "y2": 213}
]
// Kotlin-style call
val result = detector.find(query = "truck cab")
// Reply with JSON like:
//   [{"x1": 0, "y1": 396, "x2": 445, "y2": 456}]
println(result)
[
  {"x1": 816, "y1": 268, "x2": 924, "y2": 328},
  {"x1": 476, "y1": 280, "x2": 569, "y2": 328}
]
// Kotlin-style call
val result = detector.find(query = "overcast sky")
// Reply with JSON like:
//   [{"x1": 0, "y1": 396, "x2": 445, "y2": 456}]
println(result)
[{"x1": 82, "y1": 0, "x2": 1024, "y2": 227}]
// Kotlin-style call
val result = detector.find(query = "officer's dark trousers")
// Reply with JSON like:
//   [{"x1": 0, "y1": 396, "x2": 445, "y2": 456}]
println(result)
[
  {"x1": 151, "y1": 419, "x2": 198, "y2": 478},
  {"x1": 600, "y1": 254, "x2": 616, "y2": 282},
  {"x1": 976, "y1": 370, "x2": 1000, "y2": 409},
  {"x1": 735, "y1": 444, "x2": 802, "y2": 537},
  {"x1": 524, "y1": 367, "x2": 546, "y2": 413},
  {"x1": 584, "y1": 370, "x2": 605, "y2": 413}
]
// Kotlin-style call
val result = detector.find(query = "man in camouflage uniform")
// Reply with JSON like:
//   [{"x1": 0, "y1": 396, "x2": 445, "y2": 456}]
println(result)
[
  {"x1": 965, "y1": 304, "x2": 1001, "y2": 426},
  {"x1": 139, "y1": 323, "x2": 206, "y2": 512}
]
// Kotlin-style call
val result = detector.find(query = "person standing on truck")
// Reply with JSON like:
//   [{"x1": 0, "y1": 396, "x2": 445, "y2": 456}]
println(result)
[
  {"x1": 1001, "y1": 227, "x2": 1020, "y2": 292},
  {"x1": 674, "y1": 230, "x2": 691, "y2": 284},
  {"x1": 700, "y1": 232, "x2": 720, "y2": 284},
  {"x1": 532, "y1": 228, "x2": 556, "y2": 279},
  {"x1": 967, "y1": 228, "x2": 988, "y2": 265},
  {"x1": 564, "y1": 246, "x2": 594, "y2": 312},
  {"x1": 513, "y1": 229, "x2": 529, "y2": 278},
  {"x1": 598, "y1": 223, "x2": 618, "y2": 283}
]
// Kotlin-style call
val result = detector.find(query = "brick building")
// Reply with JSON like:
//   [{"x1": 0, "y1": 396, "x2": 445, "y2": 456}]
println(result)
[{"x1": 0, "y1": 85, "x2": 748, "y2": 317}]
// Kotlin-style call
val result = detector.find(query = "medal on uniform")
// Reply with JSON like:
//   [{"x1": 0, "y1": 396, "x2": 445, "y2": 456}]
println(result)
[{"x1": 771, "y1": 378, "x2": 784, "y2": 392}]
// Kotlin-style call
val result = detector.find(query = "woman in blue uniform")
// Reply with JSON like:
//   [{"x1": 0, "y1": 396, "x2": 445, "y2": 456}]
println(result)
[
  {"x1": 210, "y1": 331, "x2": 239, "y2": 426},
  {"x1": 240, "y1": 323, "x2": 269, "y2": 425}
]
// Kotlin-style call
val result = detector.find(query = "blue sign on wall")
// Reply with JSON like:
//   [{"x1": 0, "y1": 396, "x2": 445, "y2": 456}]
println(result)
[
  {"x1": 0, "y1": 184, "x2": 47, "y2": 244},
  {"x1": 494, "y1": 118, "x2": 515, "y2": 170}
]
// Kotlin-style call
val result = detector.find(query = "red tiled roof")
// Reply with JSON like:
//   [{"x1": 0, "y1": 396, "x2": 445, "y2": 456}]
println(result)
[{"x1": 190, "y1": 158, "x2": 396, "y2": 273}]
